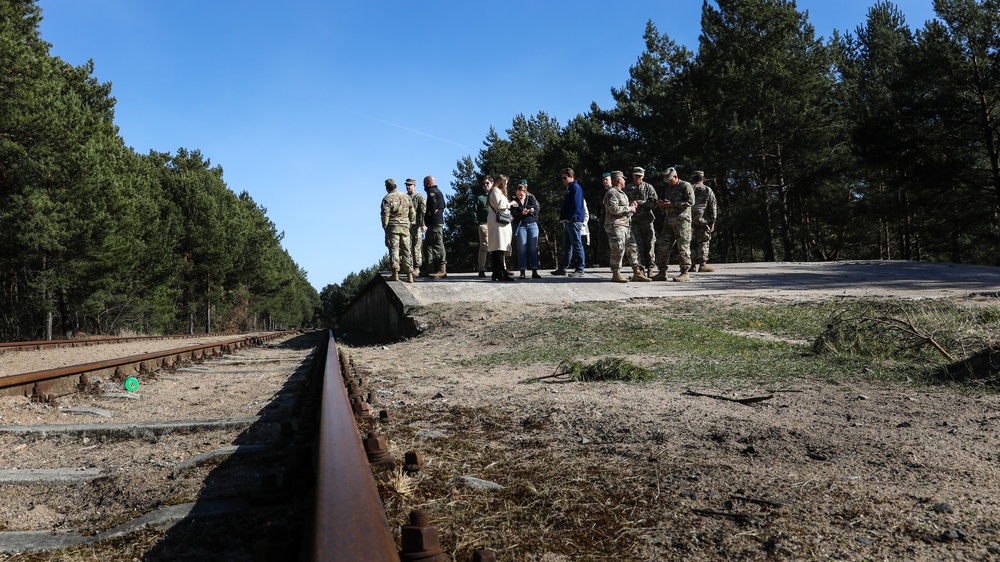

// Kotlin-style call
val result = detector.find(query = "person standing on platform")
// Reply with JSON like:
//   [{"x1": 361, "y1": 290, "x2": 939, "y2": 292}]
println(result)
[
  {"x1": 487, "y1": 175, "x2": 516, "y2": 281},
  {"x1": 603, "y1": 171, "x2": 637, "y2": 283},
  {"x1": 652, "y1": 167, "x2": 694, "y2": 282},
  {"x1": 690, "y1": 171, "x2": 718, "y2": 273},
  {"x1": 474, "y1": 176, "x2": 492, "y2": 277},
  {"x1": 551, "y1": 168, "x2": 587, "y2": 278},
  {"x1": 423, "y1": 175, "x2": 447, "y2": 278},
  {"x1": 405, "y1": 178, "x2": 426, "y2": 275},
  {"x1": 623, "y1": 167, "x2": 656, "y2": 281},
  {"x1": 380, "y1": 178, "x2": 415, "y2": 282},
  {"x1": 509, "y1": 179, "x2": 540, "y2": 279}
]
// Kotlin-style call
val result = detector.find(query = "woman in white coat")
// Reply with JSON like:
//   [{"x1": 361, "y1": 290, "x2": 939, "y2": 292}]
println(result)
[{"x1": 487, "y1": 174, "x2": 515, "y2": 281}]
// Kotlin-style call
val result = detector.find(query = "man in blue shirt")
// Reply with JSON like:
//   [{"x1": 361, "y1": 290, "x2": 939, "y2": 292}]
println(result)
[{"x1": 551, "y1": 167, "x2": 587, "y2": 277}]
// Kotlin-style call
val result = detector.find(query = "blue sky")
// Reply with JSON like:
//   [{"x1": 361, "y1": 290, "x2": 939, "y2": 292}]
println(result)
[{"x1": 36, "y1": 0, "x2": 937, "y2": 291}]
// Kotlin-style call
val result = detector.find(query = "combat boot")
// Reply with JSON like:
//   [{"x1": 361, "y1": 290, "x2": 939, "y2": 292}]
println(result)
[
  {"x1": 389, "y1": 268, "x2": 399, "y2": 281},
  {"x1": 611, "y1": 269, "x2": 629, "y2": 283},
  {"x1": 673, "y1": 269, "x2": 690, "y2": 282},
  {"x1": 428, "y1": 263, "x2": 447, "y2": 278},
  {"x1": 630, "y1": 266, "x2": 651, "y2": 282},
  {"x1": 405, "y1": 272, "x2": 414, "y2": 283},
  {"x1": 652, "y1": 270, "x2": 668, "y2": 281},
  {"x1": 698, "y1": 263, "x2": 715, "y2": 272}
]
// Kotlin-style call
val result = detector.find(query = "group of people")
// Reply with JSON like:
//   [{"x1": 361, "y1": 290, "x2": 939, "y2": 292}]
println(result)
[
  {"x1": 379, "y1": 167, "x2": 717, "y2": 284},
  {"x1": 380, "y1": 176, "x2": 447, "y2": 282},
  {"x1": 474, "y1": 175, "x2": 542, "y2": 280},
  {"x1": 601, "y1": 166, "x2": 718, "y2": 283}
]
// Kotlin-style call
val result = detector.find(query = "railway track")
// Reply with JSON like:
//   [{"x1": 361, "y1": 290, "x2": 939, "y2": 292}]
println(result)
[
  {"x1": 0, "y1": 331, "x2": 319, "y2": 559},
  {"x1": 0, "y1": 331, "x2": 441, "y2": 561},
  {"x1": 0, "y1": 333, "x2": 235, "y2": 354}
]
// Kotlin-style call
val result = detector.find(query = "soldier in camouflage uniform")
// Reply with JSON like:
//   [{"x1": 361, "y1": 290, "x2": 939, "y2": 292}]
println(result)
[
  {"x1": 603, "y1": 171, "x2": 637, "y2": 283},
  {"x1": 380, "y1": 178, "x2": 415, "y2": 282},
  {"x1": 622, "y1": 167, "x2": 656, "y2": 281},
  {"x1": 405, "y1": 178, "x2": 426, "y2": 275},
  {"x1": 690, "y1": 171, "x2": 718, "y2": 273},
  {"x1": 652, "y1": 167, "x2": 694, "y2": 282}
]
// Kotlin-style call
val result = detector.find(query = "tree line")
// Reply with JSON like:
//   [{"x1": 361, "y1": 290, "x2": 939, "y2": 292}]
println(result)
[
  {"x1": 439, "y1": 0, "x2": 999, "y2": 273},
  {"x1": 1, "y1": 1, "x2": 319, "y2": 341}
]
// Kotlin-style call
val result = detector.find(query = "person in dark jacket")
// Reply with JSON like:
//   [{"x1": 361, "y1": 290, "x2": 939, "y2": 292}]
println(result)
[
  {"x1": 474, "y1": 176, "x2": 492, "y2": 277},
  {"x1": 551, "y1": 168, "x2": 586, "y2": 277},
  {"x1": 422, "y1": 175, "x2": 447, "y2": 278},
  {"x1": 509, "y1": 179, "x2": 540, "y2": 279}
]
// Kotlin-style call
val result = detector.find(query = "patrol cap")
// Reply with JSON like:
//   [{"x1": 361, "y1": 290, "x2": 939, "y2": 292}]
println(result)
[
  {"x1": 611, "y1": 170, "x2": 625, "y2": 179},
  {"x1": 691, "y1": 171, "x2": 705, "y2": 181},
  {"x1": 632, "y1": 167, "x2": 645, "y2": 176},
  {"x1": 518, "y1": 179, "x2": 528, "y2": 185},
  {"x1": 405, "y1": 178, "x2": 417, "y2": 186},
  {"x1": 663, "y1": 167, "x2": 677, "y2": 180},
  {"x1": 385, "y1": 178, "x2": 397, "y2": 188}
]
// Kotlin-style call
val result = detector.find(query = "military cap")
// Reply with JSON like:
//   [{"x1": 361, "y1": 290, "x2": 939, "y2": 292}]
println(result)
[
  {"x1": 663, "y1": 167, "x2": 677, "y2": 180},
  {"x1": 611, "y1": 170, "x2": 625, "y2": 179},
  {"x1": 632, "y1": 166, "x2": 645, "y2": 176},
  {"x1": 602, "y1": 172, "x2": 611, "y2": 178},
  {"x1": 385, "y1": 178, "x2": 396, "y2": 188},
  {"x1": 691, "y1": 171, "x2": 705, "y2": 181},
  {"x1": 519, "y1": 179, "x2": 528, "y2": 184},
  {"x1": 405, "y1": 178, "x2": 417, "y2": 186}
]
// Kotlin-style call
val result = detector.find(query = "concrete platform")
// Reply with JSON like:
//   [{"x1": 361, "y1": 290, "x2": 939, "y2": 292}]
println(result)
[
  {"x1": 395, "y1": 261, "x2": 1000, "y2": 304},
  {"x1": 339, "y1": 261, "x2": 1000, "y2": 342}
]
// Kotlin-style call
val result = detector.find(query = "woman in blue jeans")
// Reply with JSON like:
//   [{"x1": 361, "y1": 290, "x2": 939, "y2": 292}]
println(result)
[{"x1": 509, "y1": 179, "x2": 540, "y2": 279}]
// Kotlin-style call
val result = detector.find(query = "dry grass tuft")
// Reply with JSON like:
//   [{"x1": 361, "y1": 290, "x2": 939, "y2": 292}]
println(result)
[
  {"x1": 380, "y1": 466, "x2": 417, "y2": 500},
  {"x1": 524, "y1": 357, "x2": 654, "y2": 383}
]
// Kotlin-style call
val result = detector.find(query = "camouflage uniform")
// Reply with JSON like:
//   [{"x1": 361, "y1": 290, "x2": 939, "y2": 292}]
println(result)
[
  {"x1": 408, "y1": 189, "x2": 426, "y2": 271},
  {"x1": 692, "y1": 180, "x2": 718, "y2": 265},
  {"x1": 654, "y1": 179, "x2": 695, "y2": 274},
  {"x1": 622, "y1": 178, "x2": 658, "y2": 271},
  {"x1": 603, "y1": 183, "x2": 632, "y2": 273},
  {"x1": 381, "y1": 186, "x2": 415, "y2": 274}
]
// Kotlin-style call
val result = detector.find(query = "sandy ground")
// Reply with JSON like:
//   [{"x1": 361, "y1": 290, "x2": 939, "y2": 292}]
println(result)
[{"x1": 342, "y1": 261, "x2": 1000, "y2": 561}]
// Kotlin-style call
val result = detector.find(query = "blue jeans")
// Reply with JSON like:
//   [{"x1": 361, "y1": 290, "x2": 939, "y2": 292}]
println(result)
[
  {"x1": 515, "y1": 222, "x2": 539, "y2": 270},
  {"x1": 561, "y1": 221, "x2": 585, "y2": 272}
]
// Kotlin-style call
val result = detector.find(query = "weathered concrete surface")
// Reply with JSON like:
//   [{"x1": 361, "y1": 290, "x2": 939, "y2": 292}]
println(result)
[
  {"x1": 0, "y1": 468, "x2": 103, "y2": 485},
  {"x1": 0, "y1": 417, "x2": 262, "y2": 438},
  {"x1": 395, "y1": 261, "x2": 1000, "y2": 304},
  {"x1": 0, "y1": 499, "x2": 247, "y2": 554},
  {"x1": 339, "y1": 273, "x2": 422, "y2": 341},
  {"x1": 340, "y1": 261, "x2": 1000, "y2": 342}
]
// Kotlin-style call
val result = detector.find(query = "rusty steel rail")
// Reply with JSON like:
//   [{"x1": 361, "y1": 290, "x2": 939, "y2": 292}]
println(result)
[
  {"x1": 313, "y1": 332, "x2": 399, "y2": 561},
  {"x1": 0, "y1": 332, "x2": 234, "y2": 353},
  {"x1": 0, "y1": 331, "x2": 296, "y2": 397}
]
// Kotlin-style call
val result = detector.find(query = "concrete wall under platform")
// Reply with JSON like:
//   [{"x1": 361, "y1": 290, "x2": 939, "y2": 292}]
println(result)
[{"x1": 337, "y1": 274, "x2": 422, "y2": 343}]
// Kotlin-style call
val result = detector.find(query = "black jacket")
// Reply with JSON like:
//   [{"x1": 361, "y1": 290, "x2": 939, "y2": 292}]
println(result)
[{"x1": 424, "y1": 185, "x2": 446, "y2": 226}]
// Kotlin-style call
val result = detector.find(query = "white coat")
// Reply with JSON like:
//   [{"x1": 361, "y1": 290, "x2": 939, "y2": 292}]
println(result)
[{"x1": 486, "y1": 187, "x2": 513, "y2": 253}]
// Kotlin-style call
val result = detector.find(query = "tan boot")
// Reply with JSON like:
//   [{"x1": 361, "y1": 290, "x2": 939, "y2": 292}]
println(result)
[
  {"x1": 405, "y1": 272, "x2": 414, "y2": 283},
  {"x1": 389, "y1": 268, "x2": 399, "y2": 281},
  {"x1": 673, "y1": 269, "x2": 690, "y2": 282},
  {"x1": 611, "y1": 269, "x2": 629, "y2": 283},
  {"x1": 428, "y1": 263, "x2": 447, "y2": 278},
  {"x1": 630, "y1": 266, "x2": 651, "y2": 282},
  {"x1": 699, "y1": 263, "x2": 715, "y2": 272},
  {"x1": 651, "y1": 270, "x2": 668, "y2": 281}
]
